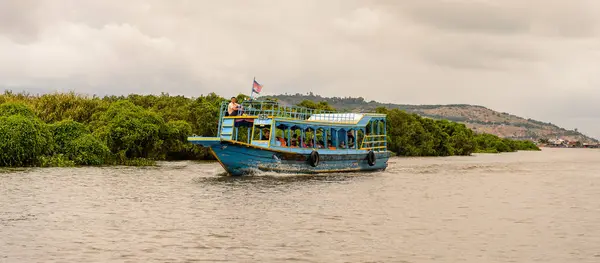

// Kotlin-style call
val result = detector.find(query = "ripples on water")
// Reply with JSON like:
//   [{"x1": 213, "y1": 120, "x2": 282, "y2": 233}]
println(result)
[{"x1": 1, "y1": 148, "x2": 600, "y2": 262}]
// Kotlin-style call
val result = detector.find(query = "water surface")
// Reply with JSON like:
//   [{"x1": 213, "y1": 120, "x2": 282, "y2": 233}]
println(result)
[{"x1": 2, "y1": 148, "x2": 600, "y2": 262}]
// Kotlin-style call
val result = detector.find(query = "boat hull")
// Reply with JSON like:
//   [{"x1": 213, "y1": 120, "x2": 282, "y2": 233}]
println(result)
[{"x1": 199, "y1": 139, "x2": 390, "y2": 176}]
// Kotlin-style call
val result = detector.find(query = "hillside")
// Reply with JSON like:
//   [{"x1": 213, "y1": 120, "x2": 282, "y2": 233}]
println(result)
[{"x1": 264, "y1": 93, "x2": 598, "y2": 144}]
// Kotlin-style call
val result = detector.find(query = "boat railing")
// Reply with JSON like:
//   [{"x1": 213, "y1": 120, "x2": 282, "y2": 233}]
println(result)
[
  {"x1": 220, "y1": 100, "x2": 359, "y2": 123},
  {"x1": 360, "y1": 134, "x2": 388, "y2": 152},
  {"x1": 241, "y1": 100, "x2": 334, "y2": 120},
  {"x1": 217, "y1": 102, "x2": 227, "y2": 136}
]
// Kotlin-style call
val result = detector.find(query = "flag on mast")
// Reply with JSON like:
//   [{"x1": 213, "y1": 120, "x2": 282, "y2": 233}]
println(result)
[
  {"x1": 252, "y1": 79, "x2": 263, "y2": 94},
  {"x1": 250, "y1": 78, "x2": 263, "y2": 100}
]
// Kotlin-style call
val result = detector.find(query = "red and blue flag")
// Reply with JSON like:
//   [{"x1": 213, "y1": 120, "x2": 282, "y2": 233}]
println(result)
[{"x1": 252, "y1": 80, "x2": 263, "y2": 94}]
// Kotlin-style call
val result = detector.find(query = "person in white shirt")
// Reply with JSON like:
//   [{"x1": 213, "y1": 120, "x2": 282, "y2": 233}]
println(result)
[{"x1": 227, "y1": 97, "x2": 241, "y2": 116}]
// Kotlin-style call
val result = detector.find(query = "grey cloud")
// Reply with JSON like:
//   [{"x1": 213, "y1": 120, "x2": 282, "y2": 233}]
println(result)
[
  {"x1": 0, "y1": 0, "x2": 46, "y2": 43},
  {"x1": 388, "y1": 1, "x2": 531, "y2": 35},
  {"x1": 0, "y1": 0, "x2": 599, "y2": 138},
  {"x1": 419, "y1": 35, "x2": 541, "y2": 70},
  {"x1": 377, "y1": 0, "x2": 600, "y2": 38},
  {"x1": 529, "y1": 1, "x2": 600, "y2": 38}
]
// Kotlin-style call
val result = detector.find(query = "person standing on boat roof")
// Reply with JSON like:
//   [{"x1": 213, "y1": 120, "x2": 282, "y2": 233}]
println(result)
[{"x1": 227, "y1": 97, "x2": 241, "y2": 116}]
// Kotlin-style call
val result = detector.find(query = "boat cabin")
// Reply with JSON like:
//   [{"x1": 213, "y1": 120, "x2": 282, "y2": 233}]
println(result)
[{"x1": 217, "y1": 100, "x2": 387, "y2": 154}]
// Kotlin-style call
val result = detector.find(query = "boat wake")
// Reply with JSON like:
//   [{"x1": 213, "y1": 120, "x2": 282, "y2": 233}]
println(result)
[{"x1": 192, "y1": 166, "x2": 378, "y2": 187}]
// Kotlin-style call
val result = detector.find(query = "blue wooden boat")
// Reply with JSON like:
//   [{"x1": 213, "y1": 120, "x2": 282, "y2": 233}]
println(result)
[{"x1": 187, "y1": 100, "x2": 390, "y2": 176}]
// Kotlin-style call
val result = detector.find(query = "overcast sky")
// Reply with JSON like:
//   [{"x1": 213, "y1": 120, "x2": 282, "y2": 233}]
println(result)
[{"x1": 1, "y1": 0, "x2": 599, "y2": 138}]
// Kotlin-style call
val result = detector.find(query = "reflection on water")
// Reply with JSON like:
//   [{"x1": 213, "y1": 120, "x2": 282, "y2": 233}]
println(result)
[
  {"x1": 1, "y1": 148, "x2": 600, "y2": 262},
  {"x1": 195, "y1": 172, "x2": 378, "y2": 184}
]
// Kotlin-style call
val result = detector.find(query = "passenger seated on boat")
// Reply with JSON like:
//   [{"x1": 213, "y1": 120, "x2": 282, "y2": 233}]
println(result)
[
  {"x1": 306, "y1": 140, "x2": 314, "y2": 148},
  {"x1": 347, "y1": 131, "x2": 355, "y2": 147},
  {"x1": 261, "y1": 129, "x2": 270, "y2": 140},
  {"x1": 227, "y1": 97, "x2": 241, "y2": 116},
  {"x1": 277, "y1": 137, "x2": 287, "y2": 147},
  {"x1": 339, "y1": 141, "x2": 346, "y2": 149},
  {"x1": 317, "y1": 141, "x2": 324, "y2": 148},
  {"x1": 291, "y1": 134, "x2": 298, "y2": 147},
  {"x1": 274, "y1": 137, "x2": 281, "y2": 146},
  {"x1": 327, "y1": 140, "x2": 336, "y2": 150}
]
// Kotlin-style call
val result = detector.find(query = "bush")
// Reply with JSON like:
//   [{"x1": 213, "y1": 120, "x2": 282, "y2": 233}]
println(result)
[
  {"x1": 37, "y1": 154, "x2": 76, "y2": 167},
  {"x1": 473, "y1": 133, "x2": 540, "y2": 153},
  {"x1": 92, "y1": 100, "x2": 166, "y2": 159},
  {"x1": 161, "y1": 120, "x2": 194, "y2": 160},
  {"x1": 378, "y1": 108, "x2": 477, "y2": 156},
  {"x1": 66, "y1": 134, "x2": 112, "y2": 165},
  {"x1": 0, "y1": 102, "x2": 36, "y2": 118},
  {"x1": 0, "y1": 115, "x2": 51, "y2": 166},
  {"x1": 50, "y1": 119, "x2": 89, "y2": 154}
]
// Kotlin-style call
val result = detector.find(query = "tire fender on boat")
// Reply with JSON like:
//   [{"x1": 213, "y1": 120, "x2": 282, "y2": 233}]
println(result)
[
  {"x1": 309, "y1": 151, "x2": 320, "y2": 167},
  {"x1": 367, "y1": 151, "x2": 376, "y2": 166}
]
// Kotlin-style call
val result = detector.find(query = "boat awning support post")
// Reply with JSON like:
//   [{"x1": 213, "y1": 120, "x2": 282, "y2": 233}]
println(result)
[
  {"x1": 314, "y1": 128, "x2": 317, "y2": 148},
  {"x1": 345, "y1": 129, "x2": 349, "y2": 148},
  {"x1": 247, "y1": 127, "x2": 251, "y2": 143},
  {"x1": 354, "y1": 129, "x2": 357, "y2": 149},
  {"x1": 383, "y1": 120, "x2": 387, "y2": 150},
  {"x1": 324, "y1": 129, "x2": 328, "y2": 148}
]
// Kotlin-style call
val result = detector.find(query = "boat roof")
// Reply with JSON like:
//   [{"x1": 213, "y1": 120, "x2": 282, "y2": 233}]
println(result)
[
  {"x1": 308, "y1": 113, "x2": 364, "y2": 123},
  {"x1": 220, "y1": 100, "x2": 386, "y2": 125}
]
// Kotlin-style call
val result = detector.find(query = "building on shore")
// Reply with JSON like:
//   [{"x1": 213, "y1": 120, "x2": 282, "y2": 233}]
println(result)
[{"x1": 540, "y1": 138, "x2": 599, "y2": 148}]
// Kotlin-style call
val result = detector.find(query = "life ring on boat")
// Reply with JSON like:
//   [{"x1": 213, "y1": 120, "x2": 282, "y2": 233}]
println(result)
[
  {"x1": 309, "y1": 151, "x2": 320, "y2": 167},
  {"x1": 367, "y1": 151, "x2": 376, "y2": 166}
]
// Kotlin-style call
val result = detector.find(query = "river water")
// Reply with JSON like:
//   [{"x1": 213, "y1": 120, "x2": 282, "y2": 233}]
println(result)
[{"x1": 1, "y1": 148, "x2": 599, "y2": 263}]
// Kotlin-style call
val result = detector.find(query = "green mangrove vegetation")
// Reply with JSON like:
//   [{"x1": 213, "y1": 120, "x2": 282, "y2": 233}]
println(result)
[
  {"x1": 0, "y1": 91, "x2": 539, "y2": 167},
  {"x1": 375, "y1": 107, "x2": 539, "y2": 156}
]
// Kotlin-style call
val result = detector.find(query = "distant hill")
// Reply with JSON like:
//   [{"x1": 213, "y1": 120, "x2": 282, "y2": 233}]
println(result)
[{"x1": 264, "y1": 93, "x2": 598, "y2": 143}]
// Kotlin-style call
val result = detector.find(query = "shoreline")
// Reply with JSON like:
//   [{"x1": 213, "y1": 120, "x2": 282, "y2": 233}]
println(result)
[{"x1": 1, "y1": 150, "x2": 547, "y2": 169}]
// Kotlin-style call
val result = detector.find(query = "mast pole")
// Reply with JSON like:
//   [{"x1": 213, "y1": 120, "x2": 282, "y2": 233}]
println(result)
[{"x1": 250, "y1": 77, "x2": 255, "y2": 100}]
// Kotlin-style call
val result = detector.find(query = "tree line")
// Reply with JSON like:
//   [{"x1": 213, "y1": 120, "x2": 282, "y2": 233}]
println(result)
[
  {"x1": 375, "y1": 107, "x2": 539, "y2": 156},
  {"x1": 0, "y1": 91, "x2": 538, "y2": 167}
]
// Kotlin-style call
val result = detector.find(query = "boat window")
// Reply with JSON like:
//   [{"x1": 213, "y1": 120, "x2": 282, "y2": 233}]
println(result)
[
  {"x1": 275, "y1": 127, "x2": 286, "y2": 146},
  {"x1": 347, "y1": 130, "x2": 356, "y2": 149},
  {"x1": 233, "y1": 126, "x2": 251, "y2": 143},
  {"x1": 304, "y1": 128, "x2": 315, "y2": 148},
  {"x1": 337, "y1": 129, "x2": 348, "y2": 149},
  {"x1": 378, "y1": 120, "x2": 385, "y2": 135},
  {"x1": 316, "y1": 128, "x2": 325, "y2": 149},
  {"x1": 252, "y1": 124, "x2": 271, "y2": 141},
  {"x1": 289, "y1": 129, "x2": 300, "y2": 147},
  {"x1": 357, "y1": 130, "x2": 365, "y2": 149}
]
